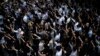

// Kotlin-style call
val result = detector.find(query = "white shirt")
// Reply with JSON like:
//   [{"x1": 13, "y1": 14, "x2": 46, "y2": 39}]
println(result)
[
  {"x1": 59, "y1": 5, "x2": 68, "y2": 16},
  {"x1": 0, "y1": 37, "x2": 6, "y2": 44},
  {"x1": 40, "y1": 20, "x2": 44, "y2": 26},
  {"x1": 88, "y1": 29, "x2": 93, "y2": 37},
  {"x1": 13, "y1": 28, "x2": 24, "y2": 39},
  {"x1": 39, "y1": 41, "x2": 44, "y2": 51},
  {"x1": 22, "y1": 1, "x2": 27, "y2": 7},
  {"x1": 55, "y1": 42, "x2": 61, "y2": 47},
  {"x1": 64, "y1": 5, "x2": 69, "y2": 16},
  {"x1": 38, "y1": 12, "x2": 42, "y2": 19},
  {"x1": 53, "y1": 22, "x2": 56, "y2": 27},
  {"x1": 58, "y1": 7, "x2": 63, "y2": 16},
  {"x1": 74, "y1": 22, "x2": 82, "y2": 32},
  {"x1": 27, "y1": 12, "x2": 33, "y2": 20},
  {"x1": 58, "y1": 16, "x2": 65, "y2": 25},
  {"x1": 55, "y1": 49, "x2": 62, "y2": 56},
  {"x1": 23, "y1": 15, "x2": 28, "y2": 23},
  {"x1": 62, "y1": 5, "x2": 68, "y2": 16},
  {"x1": 72, "y1": 8, "x2": 75, "y2": 16},
  {"x1": 66, "y1": 17, "x2": 76, "y2": 24},
  {"x1": 42, "y1": 12, "x2": 48, "y2": 20},
  {"x1": 35, "y1": 10, "x2": 42, "y2": 19},
  {"x1": 55, "y1": 33, "x2": 61, "y2": 41},
  {"x1": 15, "y1": 8, "x2": 21, "y2": 18},
  {"x1": 48, "y1": 39, "x2": 53, "y2": 49},
  {"x1": 66, "y1": 17, "x2": 71, "y2": 24},
  {"x1": 70, "y1": 50, "x2": 78, "y2": 56}
]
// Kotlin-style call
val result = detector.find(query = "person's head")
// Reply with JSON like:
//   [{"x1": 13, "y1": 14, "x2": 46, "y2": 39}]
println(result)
[{"x1": 56, "y1": 46, "x2": 61, "y2": 51}]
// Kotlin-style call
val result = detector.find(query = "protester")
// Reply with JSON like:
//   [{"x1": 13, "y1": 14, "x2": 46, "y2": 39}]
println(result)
[{"x1": 0, "y1": 0, "x2": 100, "y2": 56}]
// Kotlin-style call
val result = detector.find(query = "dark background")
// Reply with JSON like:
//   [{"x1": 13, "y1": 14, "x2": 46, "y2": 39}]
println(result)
[
  {"x1": 0, "y1": 0, "x2": 100, "y2": 14},
  {"x1": 75, "y1": 0, "x2": 100, "y2": 14}
]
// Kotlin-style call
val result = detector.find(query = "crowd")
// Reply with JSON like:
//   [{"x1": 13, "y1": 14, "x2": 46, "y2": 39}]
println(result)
[{"x1": 0, "y1": 0, "x2": 100, "y2": 56}]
